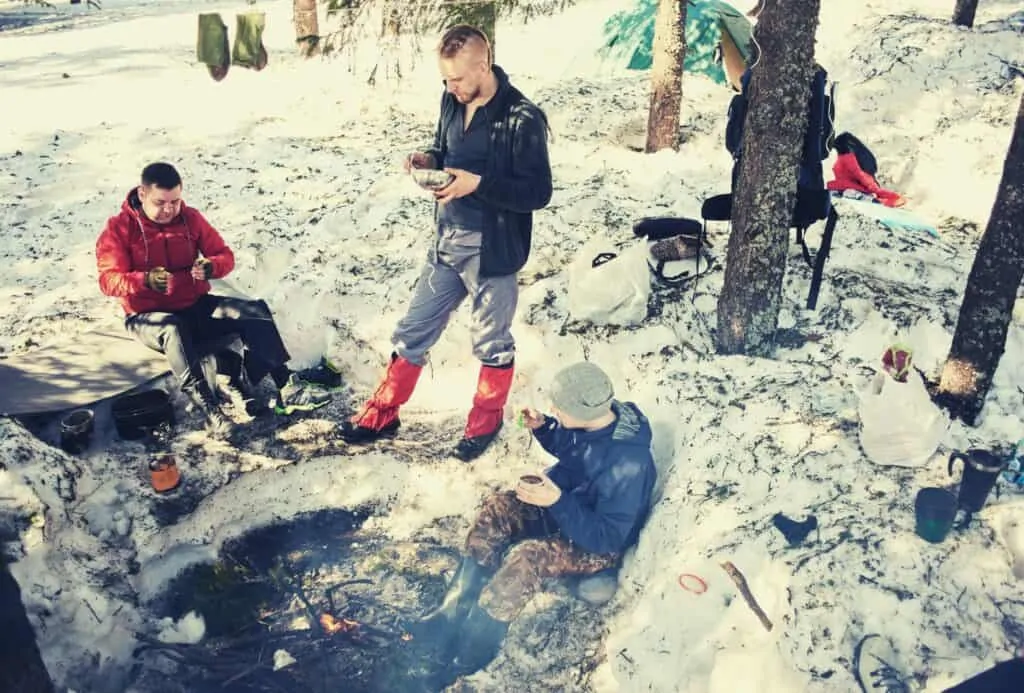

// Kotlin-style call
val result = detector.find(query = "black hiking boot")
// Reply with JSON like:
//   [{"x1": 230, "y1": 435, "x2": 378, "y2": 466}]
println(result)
[
  {"x1": 183, "y1": 379, "x2": 234, "y2": 434},
  {"x1": 449, "y1": 604, "x2": 510, "y2": 678},
  {"x1": 225, "y1": 372, "x2": 269, "y2": 417},
  {"x1": 453, "y1": 421, "x2": 503, "y2": 462},
  {"x1": 339, "y1": 418, "x2": 400, "y2": 444}
]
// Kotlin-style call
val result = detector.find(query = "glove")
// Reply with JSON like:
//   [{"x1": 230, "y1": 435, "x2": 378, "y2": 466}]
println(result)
[{"x1": 145, "y1": 267, "x2": 170, "y2": 293}]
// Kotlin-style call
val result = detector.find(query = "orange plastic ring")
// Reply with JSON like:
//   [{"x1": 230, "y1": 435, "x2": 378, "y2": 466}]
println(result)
[{"x1": 678, "y1": 573, "x2": 708, "y2": 594}]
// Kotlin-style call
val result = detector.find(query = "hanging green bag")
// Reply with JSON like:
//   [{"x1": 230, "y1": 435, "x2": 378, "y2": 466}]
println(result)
[
  {"x1": 233, "y1": 12, "x2": 269, "y2": 71},
  {"x1": 197, "y1": 13, "x2": 230, "y2": 81}
]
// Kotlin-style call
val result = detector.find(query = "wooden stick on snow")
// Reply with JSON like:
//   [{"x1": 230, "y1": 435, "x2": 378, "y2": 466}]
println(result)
[{"x1": 720, "y1": 561, "x2": 773, "y2": 632}]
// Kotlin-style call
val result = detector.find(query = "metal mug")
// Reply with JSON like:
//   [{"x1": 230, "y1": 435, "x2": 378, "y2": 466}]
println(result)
[{"x1": 949, "y1": 448, "x2": 1006, "y2": 514}]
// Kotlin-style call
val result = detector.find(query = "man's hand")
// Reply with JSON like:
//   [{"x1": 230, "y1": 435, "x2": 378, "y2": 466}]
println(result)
[
  {"x1": 519, "y1": 407, "x2": 546, "y2": 431},
  {"x1": 191, "y1": 258, "x2": 213, "y2": 281},
  {"x1": 404, "y1": 152, "x2": 436, "y2": 173},
  {"x1": 515, "y1": 473, "x2": 562, "y2": 508},
  {"x1": 434, "y1": 168, "x2": 481, "y2": 204},
  {"x1": 145, "y1": 267, "x2": 170, "y2": 293}
]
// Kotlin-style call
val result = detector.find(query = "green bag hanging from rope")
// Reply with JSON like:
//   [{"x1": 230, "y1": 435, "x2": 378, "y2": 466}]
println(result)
[
  {"x1": 197, "y1": 13, "x2": 230, "y2": 81},
  {"x1": 233, "y1": 12, "x2": 268, "y2": 70}
]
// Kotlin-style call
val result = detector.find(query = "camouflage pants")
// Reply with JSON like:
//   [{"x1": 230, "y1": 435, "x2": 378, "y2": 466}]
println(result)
[{"x1": 464, "y1": 491, "x2": 619, "y2": 622}]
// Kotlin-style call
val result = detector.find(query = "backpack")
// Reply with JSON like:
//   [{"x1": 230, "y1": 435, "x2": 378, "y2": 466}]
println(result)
[
  {"x1": 725, "y1": 65, "x2": 837, "y2": 228},
  {"x1": 719, "y1": 64, "x2": 841, "y2": 311}
]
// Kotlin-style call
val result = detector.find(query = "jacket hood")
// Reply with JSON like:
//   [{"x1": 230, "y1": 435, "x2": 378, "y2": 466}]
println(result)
[
  {"x1": 609, "y1": 400, "x2": 653, "y2": 449},
  {"x1": 123, "y1": 187, "x2": 142, "y2": 216},
  {"x1": 565, "y1": 400, "x2": 653, "y2": 480}
]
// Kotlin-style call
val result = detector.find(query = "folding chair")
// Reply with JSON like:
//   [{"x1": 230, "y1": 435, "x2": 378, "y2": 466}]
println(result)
[{"x1": 700, "y1": 190, "x2": 840, "y2": 310}]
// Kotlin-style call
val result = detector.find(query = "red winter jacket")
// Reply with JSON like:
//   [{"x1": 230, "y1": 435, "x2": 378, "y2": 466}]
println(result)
[
  {"x1": 827, "y1": 153, "x2": 904, "y2": 207},
  {"x1": 96, "y1": 190, "x2": 235, "y2": 315}
]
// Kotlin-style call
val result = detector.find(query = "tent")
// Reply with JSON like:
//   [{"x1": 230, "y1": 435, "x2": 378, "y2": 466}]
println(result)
[{"x1": 601, "y1": 0, "x2": 754, "y2": 89}]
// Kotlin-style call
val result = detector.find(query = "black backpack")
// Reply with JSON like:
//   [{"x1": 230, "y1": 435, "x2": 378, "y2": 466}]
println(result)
[
  {"x1": 725, "y1": 65, "x2": 837, "y2": 228},
  {"x1": 718, "y1": 65, "x2": 840, "y2": 311}
]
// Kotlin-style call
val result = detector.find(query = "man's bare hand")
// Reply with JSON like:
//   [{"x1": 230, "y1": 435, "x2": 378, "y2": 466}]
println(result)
[
  {"x1": 519, "y1": 407, "x2": 546, "y2": 431},
  {"x1": 146, "y1": 267, "x2": 170, "y2": 293},
  {"x1": 404, "y1": 152, "x2": 435, "y2": 173},
  {"x1": 191, "y1": 258, "x2": 213, "y2": 281},
  {"x1": 434, "y1": 168, "x2": 481, "y2": 204}
]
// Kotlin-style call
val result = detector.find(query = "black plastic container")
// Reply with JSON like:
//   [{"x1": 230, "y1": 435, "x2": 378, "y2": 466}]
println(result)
[{"x1": 111, "y1": 389, "x2": 173, "y2": 440}]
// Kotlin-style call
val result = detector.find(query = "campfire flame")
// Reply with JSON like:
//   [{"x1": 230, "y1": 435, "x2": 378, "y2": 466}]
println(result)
[{"x1": 320, "y1": 613, "x2": 359, "y2": 635}]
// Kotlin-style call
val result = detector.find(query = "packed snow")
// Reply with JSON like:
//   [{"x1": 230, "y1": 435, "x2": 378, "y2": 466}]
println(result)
[{"x1": 1, "y1": 0, "x2": 1023, "y2": 691}]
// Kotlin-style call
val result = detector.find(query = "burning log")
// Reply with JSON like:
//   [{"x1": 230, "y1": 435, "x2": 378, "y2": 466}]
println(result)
[{"x1": 319, "y1": 613, "x2": 359, "y2": 636}]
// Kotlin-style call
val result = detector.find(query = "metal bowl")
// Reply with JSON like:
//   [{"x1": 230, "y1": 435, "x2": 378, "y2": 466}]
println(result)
[{"x1": 410, "y1": 168, "x2": 454, "y2": 190}]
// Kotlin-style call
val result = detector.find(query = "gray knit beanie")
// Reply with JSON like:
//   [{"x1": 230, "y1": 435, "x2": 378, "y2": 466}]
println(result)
[{"x1": 549, "y1": 362, "x2": 614, "y2": 422}]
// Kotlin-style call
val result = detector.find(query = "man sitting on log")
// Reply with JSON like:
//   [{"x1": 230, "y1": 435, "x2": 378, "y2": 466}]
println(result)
[
  {"x1": 416, "y1": 361, "x2": 657, "y2": 678},
  {"x1": 96, "y1": 162, "x2": 330, "y2": 428}
]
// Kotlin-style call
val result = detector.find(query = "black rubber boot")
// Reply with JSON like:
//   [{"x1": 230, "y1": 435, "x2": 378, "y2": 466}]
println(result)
[
  {"x1": 449, "y1": 604, "x2": 510, "y2": 677},
  {"x1": 419, "y1": 557, "x2": 487, "y2": 631}
]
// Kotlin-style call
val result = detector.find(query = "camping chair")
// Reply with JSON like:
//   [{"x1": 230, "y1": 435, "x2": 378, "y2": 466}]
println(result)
[{"x1": 701, "y1": 189, "x2": 840, "y2": 311}]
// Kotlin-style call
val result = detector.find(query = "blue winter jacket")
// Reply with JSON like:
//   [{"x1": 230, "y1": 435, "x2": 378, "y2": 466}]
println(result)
[{"x1": 535, "y1": 401, "x2": 657, "y2": 556}]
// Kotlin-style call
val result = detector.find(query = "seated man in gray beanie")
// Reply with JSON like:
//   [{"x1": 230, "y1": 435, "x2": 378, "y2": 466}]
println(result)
[{"x1": 416, "y1": 361, "x2": 657, "y2": 680}]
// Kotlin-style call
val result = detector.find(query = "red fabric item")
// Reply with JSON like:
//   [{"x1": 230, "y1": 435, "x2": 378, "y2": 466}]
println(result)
[
  {"x1": 827, "y1": 153, "x2": 881, "y2": 195},
  {"x1": 96, "y1": 189, "x2": 235, "y2": 315},
  {"x1": 464, "y1": 364, "x2": 514, "y2": 438},
  {"x1": 826, "y1": 153, "x2": 905, "y2": 207},
  {"x1": 352, "y1": 355, "x2": 423, "y2": 430}
]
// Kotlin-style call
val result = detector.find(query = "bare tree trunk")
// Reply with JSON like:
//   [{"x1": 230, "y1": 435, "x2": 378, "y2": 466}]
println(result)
[
  {"x1": 294, "y1": 0, "x2": 320, "y2": 57},
  {"x1": 714, "y1": 0, "x2": 820, "y2": 356},
  {"x1": 952, "y1": 0, "x2": 979, "y2": 28},
  {"x1": 1, "y1": 559, "x2": 55, "y2": 693},
  {"x1": 645, "y1": 0, "x2": 687, "y2": 153},
  {"x1": 936, "y1": 92, "x2": 1024, "y2": 425}
]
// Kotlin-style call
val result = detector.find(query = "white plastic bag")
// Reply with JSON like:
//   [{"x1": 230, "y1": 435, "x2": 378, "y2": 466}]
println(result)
[
  {"x1": 567, "y1": 240, "x2": 651, "y2": 326},
  {"x1": 858, "y1": 370, "x2": 948, "y2": 467}
]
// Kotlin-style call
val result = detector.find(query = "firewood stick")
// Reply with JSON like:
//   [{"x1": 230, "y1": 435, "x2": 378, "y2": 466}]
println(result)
[{"x1": 720, "y1": 561, "x2": 773, "y2": 632}]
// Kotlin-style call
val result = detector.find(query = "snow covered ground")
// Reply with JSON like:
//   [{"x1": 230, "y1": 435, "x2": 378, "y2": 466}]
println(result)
[{"x1": 1, "y1": 0, "x2": 1023, "y2": 691}]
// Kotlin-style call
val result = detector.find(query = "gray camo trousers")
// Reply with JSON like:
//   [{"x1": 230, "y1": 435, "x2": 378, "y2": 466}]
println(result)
[{"x1": 391, "y1": 226, "x2": 518, "y2": 367}]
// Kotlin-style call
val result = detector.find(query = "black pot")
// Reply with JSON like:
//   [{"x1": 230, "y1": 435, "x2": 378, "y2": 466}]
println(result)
[
  {"x1": 111, "y1": 389, "x2": 173, "y2": 440},
  {"x1": 60, "y1": 408, "x2": 94, "y2": 454}
]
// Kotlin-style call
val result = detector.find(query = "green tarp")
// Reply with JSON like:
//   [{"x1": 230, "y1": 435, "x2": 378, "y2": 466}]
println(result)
[{"x1": 601, "y1": 0, "x2": 753, "y2": 86}]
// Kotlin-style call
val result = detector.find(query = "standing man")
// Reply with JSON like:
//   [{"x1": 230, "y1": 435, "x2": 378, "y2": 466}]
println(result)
[
  {"x1": 96, "y1": 162, "x2": 330, "y2": 429},
  {"x1": 340, "y1": 25, "x2": 553, "y2": 461}
]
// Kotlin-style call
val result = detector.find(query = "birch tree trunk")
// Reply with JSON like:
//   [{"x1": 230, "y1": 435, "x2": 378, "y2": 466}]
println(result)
[
  {"x1": 714, "y1": 0, "x2": 820, "y2": 356},
  {"x1": 936, "y1": 91, "x2": 1024, "y2": 425}
]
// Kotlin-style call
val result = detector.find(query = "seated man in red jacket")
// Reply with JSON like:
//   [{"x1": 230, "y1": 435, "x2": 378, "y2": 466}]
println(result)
[{"x1": 96, "y1": 162, "x2": 330, "y2": 427}]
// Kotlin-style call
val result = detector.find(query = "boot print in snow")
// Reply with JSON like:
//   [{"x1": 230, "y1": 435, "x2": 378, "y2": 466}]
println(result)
[
  {"x1": 197, "y1": 13, "x2": 231, "y2": 82},
  {"x1": 233, "y1": 13, "x2": 269, "y2": 71}
]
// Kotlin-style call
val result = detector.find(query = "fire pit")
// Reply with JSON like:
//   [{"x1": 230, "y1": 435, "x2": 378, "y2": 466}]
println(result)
[{"x1": 136, "y1": 508, "x2": 461, "y2": 693}]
